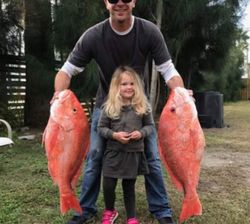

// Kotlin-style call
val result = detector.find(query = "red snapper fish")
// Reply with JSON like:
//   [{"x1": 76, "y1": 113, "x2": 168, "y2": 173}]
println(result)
[
  {"x1": 158, "y1": 87, "x2": 205, "y2": 223},
  {"x1": 43, "y1": 89, "x2": 90, "y2": 215}
]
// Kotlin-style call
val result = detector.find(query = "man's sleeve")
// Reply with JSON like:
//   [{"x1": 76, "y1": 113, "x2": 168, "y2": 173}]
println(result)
[
  {"x1": 150, "y1": 24, "x2": 171, "y2": 66},
  {"x1": 61, "y1": 29, "x2": 94, "y2": 77},
  {"x1": 156, "y1": 59, "x2": 180, "y2": 84}
]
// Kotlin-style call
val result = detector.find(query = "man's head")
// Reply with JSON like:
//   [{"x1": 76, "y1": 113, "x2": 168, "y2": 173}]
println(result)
[{"x1": 104, "y1": 0, "x2": 136, "y2": 30}]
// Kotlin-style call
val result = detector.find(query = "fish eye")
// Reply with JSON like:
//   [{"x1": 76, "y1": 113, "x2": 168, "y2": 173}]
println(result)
[
  {"x1": 73, "y1": 108, "x2": 77, "y2": 113},
  {"x1": 170, "y1": 107, "x2": 175, "y2": 112}
]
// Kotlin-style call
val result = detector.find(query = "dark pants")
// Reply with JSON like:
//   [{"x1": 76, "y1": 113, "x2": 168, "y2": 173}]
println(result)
[{"x1": 103, "y1": 177, "x2": 136, "y2": 220}]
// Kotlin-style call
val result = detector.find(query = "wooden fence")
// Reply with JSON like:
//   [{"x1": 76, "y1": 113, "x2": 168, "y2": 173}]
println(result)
[
  {"x1": 239, "y1": 78, "x2": 250, "y2": 100},
  {"x1": 0, "y1": 54, "x2": 95, "y2": 127},
  {"x1": 0, "y1": 55, "x2": 26, "y2": 126}
]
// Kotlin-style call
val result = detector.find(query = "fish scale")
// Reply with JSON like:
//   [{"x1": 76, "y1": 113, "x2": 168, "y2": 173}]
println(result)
[
  {"x1": 158, "y1": 87, "x2": 205, "y2": 223},
  {"x1": 43, "y1": 89, "x2": 90, "y2": 215}
]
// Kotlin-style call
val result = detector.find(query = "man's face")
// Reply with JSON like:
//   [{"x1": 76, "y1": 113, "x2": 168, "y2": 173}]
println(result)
[{"x1": 104, "y1": 0, "x2": 136, "y2": 24}]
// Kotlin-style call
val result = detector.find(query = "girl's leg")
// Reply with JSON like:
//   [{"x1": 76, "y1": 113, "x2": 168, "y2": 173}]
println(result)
[
  {"x1": 103, "y1": 176, "x2": 118, "y2": 210},
  {"x1": 122, "y1": 179, "x2": 136, "y2": 219}
]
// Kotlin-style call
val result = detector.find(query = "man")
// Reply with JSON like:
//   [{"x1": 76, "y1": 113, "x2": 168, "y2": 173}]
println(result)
[{"x1": 53, "y1": 0, "x2": 185, "y2": 224}]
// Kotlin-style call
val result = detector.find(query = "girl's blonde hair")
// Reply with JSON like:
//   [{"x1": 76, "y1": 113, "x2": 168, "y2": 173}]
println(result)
[{"x1": 103, "y1": 66, "x2": 151, "y2": 119}]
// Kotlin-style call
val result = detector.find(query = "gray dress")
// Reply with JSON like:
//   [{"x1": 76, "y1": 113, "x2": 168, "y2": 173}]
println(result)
[{"x1": 97, "y1": 105, "x2": 154, "y2": 179}]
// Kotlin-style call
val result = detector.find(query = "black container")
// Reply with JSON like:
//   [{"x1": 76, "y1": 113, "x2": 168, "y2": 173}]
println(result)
[{"x1": 194, "y1": 91, "x2": 224, "y2": 128}]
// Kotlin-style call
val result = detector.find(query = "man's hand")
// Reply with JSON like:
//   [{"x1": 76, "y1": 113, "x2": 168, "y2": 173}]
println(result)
[
  {"x1": 51, "y1": 70, "x2": 71, "y2": 105},
  {"x1": 129, "y1": 131, "x2": 142, "y2": 140},
  {"x1": 167, "y1": 76, "x2": 195, "y2": 101},
  {"x1": 113, "y1": 132, "x2": 131, "y2": 144},
  {"x1": 50, "y1": 91, "x2": 60, "y2": 105},
  {"x1": 187, "y1": 89, "x2": 195, "y2": 102}
]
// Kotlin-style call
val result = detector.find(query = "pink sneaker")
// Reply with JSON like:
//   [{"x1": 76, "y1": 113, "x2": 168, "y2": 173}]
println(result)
[
  {"x1": 127, "y1": 218, "x2": 139, "y2": 224},
  {"x1": 101, "y1": 210, "x2": 118, "y2": 224}
]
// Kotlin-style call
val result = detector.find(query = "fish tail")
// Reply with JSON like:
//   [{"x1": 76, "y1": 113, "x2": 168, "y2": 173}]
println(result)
[
  {"x1": 60, "y1": 192, "x2": 83, "y2": 215},
  {"x1": 179, "y1": 194, "x2": 202, "y2": 223}
]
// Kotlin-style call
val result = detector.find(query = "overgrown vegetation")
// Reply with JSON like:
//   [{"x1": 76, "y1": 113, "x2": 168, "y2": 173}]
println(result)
[
  {"x1": 1, "y1": 101, "x2": 250, "y2": 224},
  {"x1": 0, "y1": 0, "x2": 249, "y2": 126}
]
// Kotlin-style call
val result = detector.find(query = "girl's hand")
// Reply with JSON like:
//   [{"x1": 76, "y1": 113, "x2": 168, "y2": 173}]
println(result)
[
  {"x1": 113, "y1": 132, "x2": 131, "y2": 144},
  {"x1": 129, "y1": 131, "x2": 142, "y2": 140}
]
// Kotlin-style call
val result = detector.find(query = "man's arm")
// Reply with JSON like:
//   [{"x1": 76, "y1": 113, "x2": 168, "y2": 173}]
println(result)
[
  {"x1": 50, "y1": 71, "x2": 71, "y2": 104},
  {"x1": 157, "y1": 60, "x2": 194, "y2": 97},
  {"x1": 50, "y1": 61, "x2": 85, "y2": 103},
  {"x1": 156, "y1": 59, "x2": 184, "y2": 89},
  {"x1": 54, "y1": 60, "x2": 85, "y2": 92},
  {"x1": 167, "y1": 74, "x2": 194, "y2": 99},
  {"x1": 167, "y1": 75, "x2": 184, "y2": 90},
  {"x1": 54, "y1": 70, "x2": 71, "y2": 92}
]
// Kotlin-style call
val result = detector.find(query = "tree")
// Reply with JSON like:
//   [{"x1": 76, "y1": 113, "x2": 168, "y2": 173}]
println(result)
[
  {"x1": 162, "y1": 0, "x2": 245, "y2": 91},
  {"x1": 200, "y1": 28, "x2": 249, "y2": 101},
  {"x1": 24, "y1": 0, "x2": 55, "y2": 126},
  {"x1": 150, "y1": 0, "x2": 163, "y2": 117},
  {"x1": 0, "y1": 0, "x2": 24, "y2": 126},
  {"x1": 0, "y1": 0, "x2": 23, "y2": 55},
  {"x1": 133, "y1": 0, "x2": 163, "y2": 116},
  {"x1": 52, "y1": 0, "x2": 105, "y2": 103}
]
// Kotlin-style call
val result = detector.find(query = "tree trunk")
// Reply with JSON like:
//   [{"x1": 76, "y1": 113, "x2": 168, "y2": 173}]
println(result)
[
  {"x1": 24, "y1": 0, "x2": 54, "y2": 127},
  {"x1": 0, "y1": 0, "x2": 2, "y2": 20},
  {"x1": 150, "y1": 0, "x2": 163, "y2": 117}
]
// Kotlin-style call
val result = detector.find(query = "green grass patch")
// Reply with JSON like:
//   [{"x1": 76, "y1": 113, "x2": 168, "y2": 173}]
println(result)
[{"x1": 1, "y1": 101, "x2": 250, "y2": 223}]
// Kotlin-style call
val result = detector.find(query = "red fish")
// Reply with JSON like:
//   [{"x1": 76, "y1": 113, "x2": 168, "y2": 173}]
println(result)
[
  {"x1": 43, "y1": 90, "x2": 90, "y2": 215},
  {"x1": 158, "y1": 87, "x2": 205, "y2": 223}
]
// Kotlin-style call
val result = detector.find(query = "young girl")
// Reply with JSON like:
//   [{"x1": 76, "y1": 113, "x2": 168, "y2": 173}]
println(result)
[{"x1": 97, "y1": 66, "x2": 154, "y2": 224}]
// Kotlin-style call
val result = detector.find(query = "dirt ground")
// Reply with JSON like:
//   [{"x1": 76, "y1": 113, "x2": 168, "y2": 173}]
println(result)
[
  {"x1": 199, "y1": 101, "x2": 250, "y2": 192},
  {"x1": 201, "y1": 146, "x2": 250, "y2": 191}
]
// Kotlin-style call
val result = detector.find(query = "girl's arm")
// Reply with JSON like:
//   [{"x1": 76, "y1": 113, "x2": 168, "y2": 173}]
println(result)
[
  {"x1": 140, "y1": 111, "x2": 155, "y2": 138},
  {"x1": 97, "y1": 110, "x2": 114, "y2": 140},
  {"x1": 97, "y1": 110, "x2": 130, "y2": 144},
  {"x1": 129, "y1": 111, "x2": 155, "y2": 140}
]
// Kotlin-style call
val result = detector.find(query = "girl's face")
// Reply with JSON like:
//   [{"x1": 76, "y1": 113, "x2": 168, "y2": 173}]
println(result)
[{"x1": 119, "y1": 72, "x2": 135, "y2": 104}]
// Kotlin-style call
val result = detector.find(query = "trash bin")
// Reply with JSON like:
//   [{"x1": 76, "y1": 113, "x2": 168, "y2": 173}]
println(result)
[{"x1": 194, "y1": 91, "x2": 224, "y2": 128}]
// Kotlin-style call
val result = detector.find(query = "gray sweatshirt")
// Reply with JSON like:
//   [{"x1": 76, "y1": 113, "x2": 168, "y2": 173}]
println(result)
[{"x1": 97, "y1": 105, "x2": 154, "y2": 152}]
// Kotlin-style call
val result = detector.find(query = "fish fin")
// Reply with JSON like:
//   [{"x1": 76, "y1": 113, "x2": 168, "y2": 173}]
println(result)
[
  {"x1": 158, "y1": 143, "x2": 183, "y2": 192},
  {"x1": 71, "y1": 163, "x2": 83, "y2": 189},
  {"x1": 71, "y1": 142, "x2": 89, "y2": 188},
  {"x1": 43, "y1": 118, "x2": 61, "y2": 156},
  {"x1": 190, "y1": 121, "x2": 205, "y2": 161},
  {"x1": 52, "y1": 115, "x2": 75, "y2": 132},
  {"x1": 165, "y1": 162, "x2": 183, "y2": 192},
  {"x1": 60, "y1": 192, "x2": 83, "y2": 215},
  {"x1": 42, "y1": 127, "x2": 47, "y2": 147},
  {"x1": 179, "y1": 194, "x2": 202, "y2": 223},
  {"x1": 189, "y1": 121, "x2": 205, "y2": 188},
  {"x1": 48, "y1": 163, "x2": 58, "y2": 185}
]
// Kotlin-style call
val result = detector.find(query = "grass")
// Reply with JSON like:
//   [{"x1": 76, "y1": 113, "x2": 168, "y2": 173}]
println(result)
[{"x1": 1, "y1": 101, "x2": 250, "y2": 224}]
